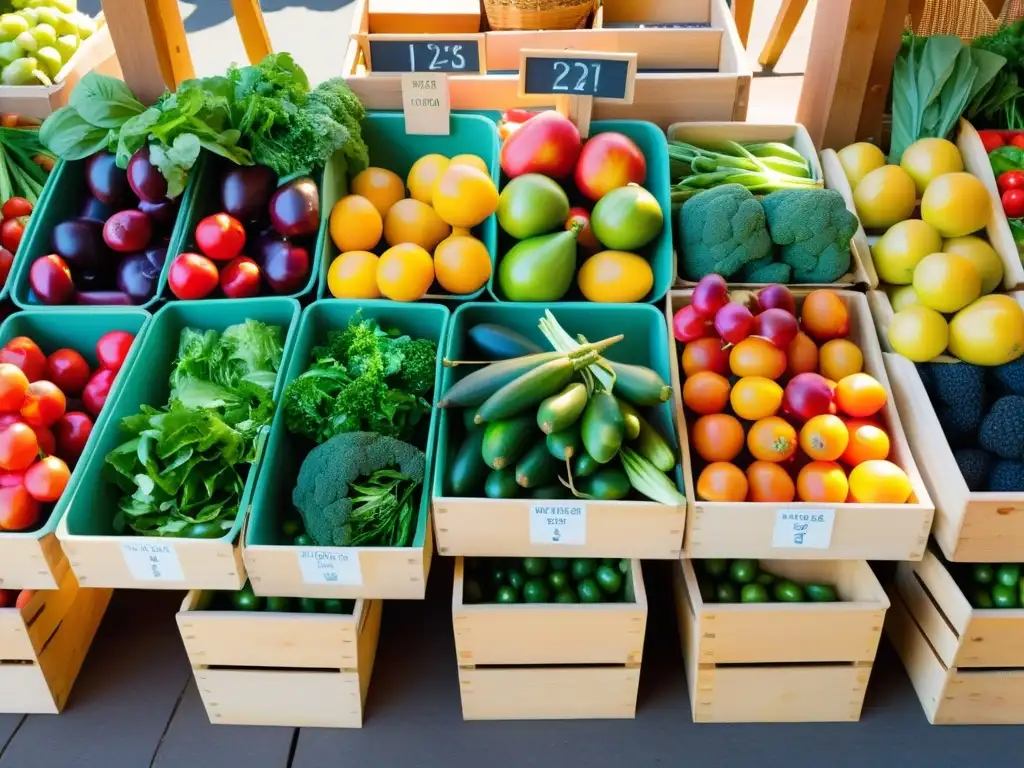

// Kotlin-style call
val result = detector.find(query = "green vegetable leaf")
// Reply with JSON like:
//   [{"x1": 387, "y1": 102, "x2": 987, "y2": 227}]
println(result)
[
  {"x1": 69, "y1": 72, "x2": 146, "y2": 128},
  {"x1": 38, "y1": 106, "x2": 109, "y2": 161},
  {"x1": 115, "y1": 107, "x2": 161, "y2": 167},
  {"x1": 148, "y1": 133, "x2": 201, "y2": 199},
  {"x1": 990, "y1": 146, "x2": 1024, "y2": 175}
]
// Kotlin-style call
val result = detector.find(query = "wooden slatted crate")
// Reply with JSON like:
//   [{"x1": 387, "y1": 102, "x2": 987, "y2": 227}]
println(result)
[
  {"x1": 673, "y1": 559, "x2": 888, "y2": 722},
  {"x1": 176, "y1": 593, "x2": 381, "y2": 728},
  {"x1": 887, "y1": 550, "x2": 1024, "y2": 724},
  {"x1": 453, "y1": 558, "x2": 646, "y2": 720}
]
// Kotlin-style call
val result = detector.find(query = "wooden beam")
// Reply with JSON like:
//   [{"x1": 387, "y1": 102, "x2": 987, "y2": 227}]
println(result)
[
  {"x1": 230, "y1": 0, "x2": 273, "y2": 65},
  {"x1": 757, "y1": 0, "x2": 809, "y2": 69},
  {"x1": 101, "y1": 0, "x2": 193, "y2": 103},
  {"x1": 732, "y1": 0, "x2": 754, "y2": 47},
  {"x1": 857, "y1": 0, "x2": 910, "y2": 145}
]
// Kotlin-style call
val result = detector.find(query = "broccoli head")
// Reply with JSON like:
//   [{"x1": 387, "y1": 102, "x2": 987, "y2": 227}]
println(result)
[
  {"x1": 292, "y1": 432, "x2": 426, "y2": 547},
  {"x1": 761, "y1": 188, "x2": 857, "y2": 283},
  {"x1": 979, "y1": 395, "x2": 1024, "y2": 459},
  {"x1": 953, "y1": 448, "x2": 996, "y2": 492},
  {"x1": 741, "y1": 255, "x2": 792, "y2": 284},
  {"x1": 678, "y1": 184, "x2": 772, "y2": 280},
  {"x1": 988, "y1": 460, "x2": 1024, "y2": 492}
]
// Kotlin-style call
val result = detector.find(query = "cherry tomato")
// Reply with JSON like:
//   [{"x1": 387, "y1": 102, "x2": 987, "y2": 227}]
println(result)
[
  {"x1": 998, "y1": 170, "x2": 1024, "y2": 194},
  {"x1": 0, "y1": 470, "x2": 23, "y2": 487},
  {"x1": 0, "y1": 414, "x2": 57, "y2": 457},
  {"x1": 29, "y1": 254, "x2": 75, "y2": 305},
  {"x1": 96, "y1": 330, "x2": 134, "y2": 373},
  {"x1": 54, "y1": 411, "x2": 92, "y2": 463},
  {"x1": 196, "y1": 213, "x2": 246, "y2": 261},
  {"x1": 82, "y1": 368, "x2": 115, "y2": 417},
  {"x1": 1, "y1": 197, "x2": 32, "y2": 219},
  {"x1": 0, "y1": 363, "x2": 28, "y2": 411},
  {"x1": 979, "y1": 130, "x2": 1005, "y2": 153},
  {"x1": 24, "y1": 456, "x2": 70, "y2": 503},
  {"x1": 0, "y1": 423, "x2": 38, "y2": 471},
  {"x1": 1, "y1": 337, "x2": 46, "y2": 381},
  {"x1": 15, "y1": 589, "x2": 33, "y2": 610},
  {"x1": 168, "y1": 252, "x2": 219, "y2": 300},
  {"x1": 46, "y1": 348, "x2": 91, "y2": 395},
  {"x1": 20, "y1": 380, "x2": 66, "y2": 427},
  {"x1": 1012, "y1": 134, "x2": 1024, "y2": 150},
  {"x1": 1003, "y1": 188, "x2": 1024, "y2": 220},
  {"x1": 0, "y1": 216, "x2": 27, "y2": 253},
  {"x1": 0, "y1": 247, "x2": 12, "y2": 287},
  {"x1": 220, "y1": 256, "x2": 261, "y2": 299}
]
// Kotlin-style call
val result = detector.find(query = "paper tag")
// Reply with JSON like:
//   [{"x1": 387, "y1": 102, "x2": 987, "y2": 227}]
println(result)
[
  {"x1": 121, "y1": 541, "x2": 184, "y2": 582},
  {"x1": 529, "y1": 503, "x2": 587, "y2": 546},
  {"x1": 401, "y1": 72, "x2": 450, "y2": 135},
  {"x1": 297, "y1": 548, "x2": 363, "y2": 586},
  {"x1": 772, "y1": 508, "x2": 836, "y2": 549}
]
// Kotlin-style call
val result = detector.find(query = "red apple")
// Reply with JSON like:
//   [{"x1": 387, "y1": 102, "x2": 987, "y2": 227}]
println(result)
[
  {"x1": 783, "y1": 373, "x2": 836, "y2": 421},
  {"x1": 691, "y1": 274, "x2": 729, "y2": 319},
  {"x1": 753, "y1": 308, "x2": 799, "y2": 349},
  {"x1": 673, "y1": 305, "x2": 711, "y2": 343},
  {"x1": 756, "y1": 284, "x2": 796, "y2": 315},
  {"x1": 714, "y1": 303, "x2": 754, "y2": 345}
]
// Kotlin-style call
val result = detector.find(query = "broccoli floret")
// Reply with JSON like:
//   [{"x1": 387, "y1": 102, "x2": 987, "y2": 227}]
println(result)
[
  {"x1": 292, "y1": 432, "x2": 426, "y2": 547},
  {"x1": 953, "y1": 448, "x2": 996, "y2": 492},
  {"x1": 741, "y1": 255, "x2": 792, "y2": 284},
  {"x1": 979, "y1": 396, "x2": 1024, "y2": 459},
  {"x1": 761, "y1": 188, "x2": 857, "y2": 283},
  {"x1": 992, "y1": 356, "x2": 1024, "y2": 397},
  {"x1": 928, "y1": 361, "x2": 986, "y2": 406},
  {"x1": 988, "y1": 460, "x2": 1024, "y2": 492},
  {"x1": 678, "y1": 184, "x2": 772, "y2": 280},
  {"x1": 936, "y1": 403, "x2": 983, "y2": 448},
  {"x1": 391, "y1": 336, "x2": 439, "y2": 393}
]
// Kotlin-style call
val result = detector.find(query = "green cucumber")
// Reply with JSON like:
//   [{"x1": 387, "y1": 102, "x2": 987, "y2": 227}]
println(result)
[
  {"x1": 463, "y1": 408, "x2": 481, "y2": 432},
  {"x1": 607, "y1": 360, "x2": 672, "y2": 406},
  {"x1": 485, "y1": 467, "x2": 521, "y2": 498},
  {"x1": 468, "y1": 323, "x2": 543, "y2": 359},
  {"x1": 578, "y1": 466, "x2": 630, "y2": 500},
  {"x1": 516, "y1": 441, "x2": 560, "y2": 488},
  {"x1": 617, "y1": 396, "x2": 641, "y2": 439},
  {"x1": 438, "y1": 352, "x2": 563, "y2": 408},
  {"x1": 475, "y1": 356, "x2": 578, "y2": 424},
  {"x1": 537, "y1": 382, "x2": 589, "y2": 434},
  {"x1": 617, "y1": 399, "x2": 676, "y2": 472},
  {"x1": 805, "y1": 584, "x2": 838, "y2": 603},
  {"x1": 546, "y1": 427, "x2": 580, "y2": 461},
  {"x1": 573, "y1": 451, "x2": 600, "y2": 478},
  {"x1": 448, "y1": 429, "x2": 489, "y2": 496},
  {"x1": 530, "y1": 484, "x2": 573, "y2": 499},
  {"x1": 481, "y1": 415, "x2": 536, "y2": 469},
  {"x1": 580, "y1": 390, "x2": 625, "y2": 464}
]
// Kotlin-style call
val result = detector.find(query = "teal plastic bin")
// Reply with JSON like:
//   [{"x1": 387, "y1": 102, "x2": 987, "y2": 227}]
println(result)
[
  {"x1": 0, "y1": 157, "x2": 61, "y2": 304},
  {"x1": 487, "y1": 119, "x2": 673, "y2": 304},
  {"x1": 244, "y1": 298, "x2": 449, "y2": 600},
  {"x1": 10, "y1": 153, "x2": 200, "y2": 311},
  {"x1": 317, "y1": 111, "x2": 500, "y2": 301}
]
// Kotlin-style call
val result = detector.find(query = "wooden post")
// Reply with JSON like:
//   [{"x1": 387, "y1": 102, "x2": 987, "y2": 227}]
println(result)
[
  {"x1": 732, "y1": 0, "x2": 755, "y2": 47},
  {"x1": 757, "y1": 0, "x2": 809, "y2": 70},
  {"x1": 230, "y1": 0, "x2": 274, "y2": 65}
]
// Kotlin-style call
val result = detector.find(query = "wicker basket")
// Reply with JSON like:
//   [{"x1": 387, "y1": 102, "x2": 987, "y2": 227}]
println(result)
[
  {"x1": 911, "y1": 0, "x2": 1022, "y2": 40},
  {"x1": 483, "y1": 0, "x2": 596, "y2": 31}
]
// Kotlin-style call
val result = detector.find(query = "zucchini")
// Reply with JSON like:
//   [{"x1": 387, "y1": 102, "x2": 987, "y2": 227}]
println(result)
[
  {"x1": 475, "y1": 357, "x2": 577, "y2": 424},
  {"x1": 537, "y1": 382, "x2": 588, "y2": 434},
  {"x1": 463, "y1": 408, "x2": 481, "y2": 432},
  {"x1": 516, "y1": 441, "x2": 559, "y2": 488},
  {"x1": 546, "y1": 427, "x2": 580, "y2": 461},
  {"x1": 617, "y1": 396, "x2": 640, "y2": 439},
  {"x1": 485, "y1": 467, "x2": 521, "y2": 499},
  {"x1": 578, "y1": 466, "x2": 630, "y2": 500},
  {"x1": 580, "y1": 390, "x2": 625, "y2": 464},
  {"x1": 468, "y1": 323, "x2": 543, "y2": 359},
  {"x1": 438, "y1": 352, "x2": 563, "y2": 408},
  {"x1": 573, "y1": 451, "x2": 600, "y2": 478},
  {"x1": 607, "y1": 360, "x2": 671, "y2": 406},
  {"x1": 481, "y1": 415, "x2": 536, "y2": 470},
  {"x1": 617, "y1": 399, "x2": 676, "y2": 472},
  {"x1": 447, "y1": 430, "x2": 489, "y2": 496},
  {"x1": 530, "y1": 484, "x2": 573, "y2": 499}
]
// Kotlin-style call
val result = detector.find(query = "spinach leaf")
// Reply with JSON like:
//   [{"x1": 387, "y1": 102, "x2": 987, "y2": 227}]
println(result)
[
  {"x1": 38, "y1": 106, "x2": 109, "y2": 161},
  {"x1": 69, "y1": 73, "x2": 145, "y2": 128},
  {"x1": 149, "y1": 134, "x2": 201, "y2": 199}
]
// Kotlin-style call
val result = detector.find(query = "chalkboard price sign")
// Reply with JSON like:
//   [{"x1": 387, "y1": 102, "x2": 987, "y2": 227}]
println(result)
[
  {"x1": 368, "y1": 37, "x2": 483, "y2": 74},
  {"x1": 519, "y1": 50, "x2": 637, "y2": 102}
]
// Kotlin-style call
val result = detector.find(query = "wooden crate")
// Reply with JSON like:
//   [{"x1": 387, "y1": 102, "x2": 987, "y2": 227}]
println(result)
[
  {"x1": 887, "y1": 550, "x2": 1024, "y2": 724},
  {"x1": 667, "y1": 289, "x2": 935, "y2": 561},
  {"x1": 673, "y1": 558, "x2": 888, "y2": 722},
  {"x1": 871, "y1": 291, "x2": 1024, "y2": 562},
  {"x1": 820, "y1": 148, "x2": 877, "y2": 288},
  {"x1": 176, "y1": 593, "x2": 382, "y2": 728},
  {"x1": 0, "y1": 527, "x2": 66, "y2": 591},
  {"x1": 453, "y1": 557, "x2": 646, "y2": 720},
  {"x1": 0, "y1": 561, "x2": 112, "y2": 713}
]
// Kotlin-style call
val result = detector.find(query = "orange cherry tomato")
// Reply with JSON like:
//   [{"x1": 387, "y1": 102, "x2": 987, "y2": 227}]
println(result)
[
  {"x1": 0, "y1": 363, "x2": 28, "y2": 412},
  {"x1": 0, "y1": 484, "x2": 39, "y2": 531},
  {"x1": 20, "y1": 380, "x2": 66, "y2": 427},
  {"x1": 696, "y1": 462, "x2": 748, "y2": 502},
  {"x1": 747, "y1": 416, "x2": 798, "y2": 462},
  {"x1": 835, "y1": 373, "x2": 887, "y2": 418},
  {"x1": 796, "y1": 461, "x2": 849, "y2": 502},
  {"x1": 681, "y1": 337, "x2": 730, "y2": 377},
  {"x1": 799, "y1": 414, "x2": 850, "y2": 462},
  {"x1": 746, "y1": 460, "x2": 796, "y2": 502},
  {"x1": 0, "y1": 423, "x2": 38, "y2": 471},
  {"x1": 24, "y1": 456, "x2": 70, "y2": 503},
  {"x1": 683, "y1": 371, "x2": 731, "y2": 415},
  {"x1": 691, "y1": 414, "x2": 745, "y2": 463}
]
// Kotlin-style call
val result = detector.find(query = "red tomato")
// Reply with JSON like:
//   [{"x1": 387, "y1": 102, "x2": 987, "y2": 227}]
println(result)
[
  {"x1": 33, "y1": 425, "x2": 55, "y2": 456},
  {"x1": 0, "y1": 484, "x2": 39, "y2": 530},
  {"x1": 96, "y1": 330, "x2": 134, "y2": 373},
  {"x1": 196, "y1": 213, "x2": 246, "y2": 261},
  {"x1": 998, "y1": 170, "x2": 1024, "y2": 194},
  {"x1": 1004, "y1": 188, "x2": 1024, "y2": 219},
  {"x1": 0, "y1": 363, "x2": 28, "y2": 412},
  {"x1": 20, "y1": 380, "x2": 66, "y2": 427},
  {"x1": 0, "y1": 247, "x2": 12, "y2": 287},
  {"x1": 24, "y1": 456, "x2": 70, "y2": 503},
  {"x1": 0, "y1": 423, "x2": 37, "y2": 471},
  {"x1": 219, "y1": 256, "x2": 261, "y2": 299},
  {"x1": 15, "y1": 589, "x2": 33, "y2": 610},
  {"x1": 1012, "y1": 134, "x2": 1024, "y2": 150},
  {"x1": 168, "y1": 252, "x2": 219, "y2": 300},
  {"x1": 54, "y1": 411, "x2": 92, "y2": 463},
  {"x1": 46, "y1": 348, "x2": 91, "y2": 395},
  {"x1": 0, "y1": 216, "x2": 27, "y2": 253},
  {"x1": 1, "y1": 197, "x2": 32, "y2": 219},
  {"x1": 979, "y1": 130, "x2": 1005, "y2": 152},
  {"x1": 82, "y1": 368, "x2": 115, "y2": 417},
  {"x1": 1, "y1": 337, "x2": 46, "y2": 381}
]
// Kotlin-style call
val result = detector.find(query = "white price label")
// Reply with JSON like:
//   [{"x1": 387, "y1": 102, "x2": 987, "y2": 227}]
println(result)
[
  {"x1": 772, "y1": 508, "x2": 836, "y2": 549},
  {"x1": 529, "y1": 503, "x2": 587, "y2": 546},
  {"x1": 297, "y1": 548, "x2": 363, "y2": 586},
  {"x1": 400, "y1": 72, "x2": 450, "y2": 135},
  {"x1": 121, "y1": 541, "x2": 184, "y2": 582}
]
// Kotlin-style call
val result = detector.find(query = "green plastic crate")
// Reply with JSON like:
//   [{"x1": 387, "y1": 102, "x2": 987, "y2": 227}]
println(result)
[
  {"x1": 61, "y1": 297, "x2": 301, "y2": 543},
  {"x1": 9, "y1": 153, "x2": 201, "y2": 311},
  {"x1": 167, "y1": 155, "x2": 325, "y2": 301},
  {"x1": 0, "y1": 156, "x2": 61, "y2": 304},
  {"x1": 487, "y1": 119, "x2": 673, "y2": 304},
  {"x1": 244, "y1": 298, "x2": 449, "y2": 599},
  {"x1": 317, "y1": 112, "x2": 500, "y2": 301}
]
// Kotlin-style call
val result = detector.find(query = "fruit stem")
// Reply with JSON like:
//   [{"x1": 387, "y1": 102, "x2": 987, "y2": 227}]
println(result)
[{"x1": 559, "y1": 458, "x2": 594, "y2": 500}]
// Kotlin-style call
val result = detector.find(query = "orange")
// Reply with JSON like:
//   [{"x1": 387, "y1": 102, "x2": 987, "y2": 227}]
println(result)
[
  {"x1": 350, "y1": 167, "x2": 405, "y2": 217},
  {"x1": 848, "y1": 459, "x2": 912, "y2": 503},
  {"x1": 407, "y1": 154, "x2": 450, "y2": 204},
  {"x1": 376, "y1": 243, "x2": 434, "y2": 302},
  {"x1": 383, "y1": 198, "x2": 451, "y2": 251},
  {"x1": 747, "y1": 417, "x2": 797, "y2": 462},
  {"x1": 432, "y1": 164, "x2": 499, "y2": 229},
  {"x1": 683, "y1": 371, "x2": 731, "y2": 415},
  {"x1": 729, "y1": 336, "x2": 787, "y2": 379},
  {"x1": 819, "y1": 339, "x2": 863, "y2": 381},
  {"x1": 450, "y1": 154, "x2": 490, "y2": 174},
  {"x1": 746, "y1": 460, "x2": 796, "y2": 502},
  {"x1": 697, "y1": 462, "x2": 748, "y2": 502},
  {"x1": 799, "y1": 414, "x2": 849, "y2": 462},
  {"x1": 327, "y1": 251, "x2": 380, "y2": 299},
  {"x1": 796, "y1": 461, "x2": 849, "y2": 502},
  {"x1": 433, "y1": 236, "x2": 492, "y2": 295},
  {"x1": 730, "y1": 376, "x2": 783, "y2": 421},
  {"x1": 841, "y1": 419, "x2": 890, "y2": 466},
  {"x1": 329, "y1": 194, "x2": 383, "y2": 252},
  {"x1": 801, "y1": 291, "x2": 850, "y2": 341},
  {"x1": 682, "y1": 337, "x2": 730, "y2": 377},
  {"x1": 691, "y1": 413, "x2": 744, "y2": 463},
  {"x1": 835, "y1": 373, "x2": 887, "y2": 418},
  {"x1": 786, "y1": 332, "x2": 819, "y2": 376}
]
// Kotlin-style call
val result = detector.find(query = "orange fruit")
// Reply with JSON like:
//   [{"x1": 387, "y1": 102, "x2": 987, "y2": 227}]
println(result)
[
  {"x1": 786, "y1": 332, "x2": 819, "y2": 376},
  {"x1": 730, "y1": 336, "x2": 787, "y2": 379},
  {"x1": 432, "y1": 164, "x2": 499, "y2": 229},
  {"x1": 691, "y1": 413, "x2": 745, "y2": 463},
  {"x1": 746, "y1": 460, "x2": 796, "y2": 502},
  {"x1": 799, "y1": 414, "x2": 850, "y2": 461},
  {"x1": 819, "y1": 339, "x2": 864, "y2": 381},
  {"x1": 350, "y1": 167, "x2": 405, "y2": 217},
  {"x1": 841, "y1": 419, "x2": 890, "y2": 466},
  {"x1": 796, "y1": 461, "x2": 849, "y2": 502},
  {"x1": 848, "y1": 459, "x2": 912, "y2": 503},
  {"x1": 376, "y1": 243, "x2": 434, "y2": 302},
  {"x1": 407, "y1": 154, "x2": 450, "y2": 204},
  {"x1": 835, "y1": 372, "x2": 887, "y2": 418},
  {"x1": 697, "y1": 462, "x2": 749, "y2": 502},
  {"x1": 450, "y1": 154, "x2": 490, "y2": 174},
  {"x1": 801, "y1": 291, "x2": 850, "y2": 341},
  {"x1": 730, "y1": 376, "x2": 783, "y2": 421},
  {"x1": 433, "y1": 236, "x2": 492, "y2": 295},
  {"x1": 329, "y1": 194, "x2": 383, "y2": 253},
  {"x1": 682, "y1": 337, "x2": 730, "y2": 377},
  {"x1": 383, "y1": 198, "x2": 451, "y2": 251},
  {"x1": 683, "y1": 371, "x2": 731, "y2": 415},
  {"x1": 747, "y1": 417, "x2": 797, "y2": 463},
  {"x1": 327, "y1": 250, "x2": 380, "y2": 299}
]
